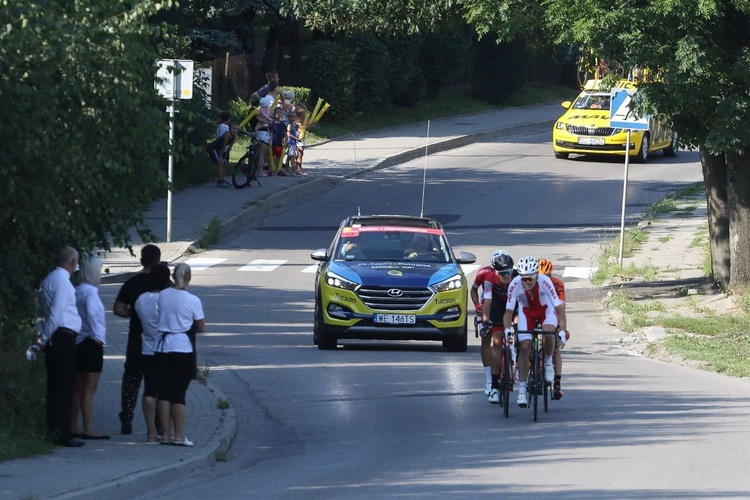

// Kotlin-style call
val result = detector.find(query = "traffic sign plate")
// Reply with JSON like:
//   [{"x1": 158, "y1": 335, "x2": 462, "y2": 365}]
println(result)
[{"x1": 610, "y1": 88, "x2": 649, "y2": 130}]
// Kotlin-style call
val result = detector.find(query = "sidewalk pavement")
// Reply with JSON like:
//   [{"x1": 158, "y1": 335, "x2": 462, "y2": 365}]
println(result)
[{"x1": 0, "y1": 103, "x2": 563, "y2": 499}]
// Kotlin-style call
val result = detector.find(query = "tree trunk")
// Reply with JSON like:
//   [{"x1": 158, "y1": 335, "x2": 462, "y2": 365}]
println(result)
[
  {"x1": 261, "y1": 26, "x2": 281, "y2": 75},
  {"x1": 701, "y1": 147, "x2": 729, "y2": 286},
  {"x1": 726, "y1": 149, "x2": 750, "y2": 288}
]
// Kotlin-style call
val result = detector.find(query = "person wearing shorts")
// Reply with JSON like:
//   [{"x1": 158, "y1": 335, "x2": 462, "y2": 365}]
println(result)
[
  {"x1": 71, "y1": 256, "x2": 109, "y2": 440},
  {"x1": 135, "y1": 263, "x2": 172, "y2": 442},
  {"x1": 502, "y1": 256, "x2": 567, "y2": 408}
]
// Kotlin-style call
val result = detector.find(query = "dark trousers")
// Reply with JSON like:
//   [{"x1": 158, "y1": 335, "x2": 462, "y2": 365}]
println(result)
[
  {"x1": 45, "y1": 328, "x2": 77, "y2": 441},
  {"x1": 119, "y1": 348, "x2": 143, "y2": 422}
]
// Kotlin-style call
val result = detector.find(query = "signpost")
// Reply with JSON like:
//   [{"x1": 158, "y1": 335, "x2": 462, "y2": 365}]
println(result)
[
  {"x1": 610, "y1": 87, "x2": 649, "y2": 266},
  {"x1": 155, "y1": 60, "x2": 194, "y2": 243}
]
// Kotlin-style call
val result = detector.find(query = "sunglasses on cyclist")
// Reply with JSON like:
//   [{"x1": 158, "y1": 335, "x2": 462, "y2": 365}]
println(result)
[
  {"x1": 498, "y1": 270, "x2": 513, "y2": 276},
  {"x1": 521, "y1": 276, "x2": 537, "y2": 283}
]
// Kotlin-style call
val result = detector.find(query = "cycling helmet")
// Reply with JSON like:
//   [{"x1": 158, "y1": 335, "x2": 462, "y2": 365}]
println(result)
[
  {"x1": 516, "y1": 256, "x2": 539, "y2": 276},
  {"x1": 538, "y1": 258, "x2": 554, "y2": 276},
  {"x1": 490, "y1": 250, "x2": 514, "y2": 272}
]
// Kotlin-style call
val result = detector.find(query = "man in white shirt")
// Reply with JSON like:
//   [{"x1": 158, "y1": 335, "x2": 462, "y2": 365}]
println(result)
[{"x1": 34, "y1": 246, "x2": 84, "y2": 447}]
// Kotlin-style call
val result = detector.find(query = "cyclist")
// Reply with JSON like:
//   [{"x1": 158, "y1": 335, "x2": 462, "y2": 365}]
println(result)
[
  {"x1": 538, "y1": 258, "x2": 569, "y2": 400},
  {"x1": 470, "y1": 250, "x2": 516, "y2": 404},
  {"x1": 502, "y1": 256, "x2": 567, "y2": 408}
]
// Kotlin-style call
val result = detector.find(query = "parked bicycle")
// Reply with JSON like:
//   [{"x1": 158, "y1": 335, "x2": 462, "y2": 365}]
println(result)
[
  {"x1": 232, "y1": 132, "x2": 262, "y2": 189},
  {"x1": 515, "y1": 325, "x2": 556, "y2": 422}
]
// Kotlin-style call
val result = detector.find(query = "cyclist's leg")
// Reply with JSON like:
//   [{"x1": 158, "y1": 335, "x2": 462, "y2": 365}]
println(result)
[
  {"x1": 480, "y1": 332, "x2": 492, "y2": 394},
  {"x1": 553, "y1": 346, "x2": 564, "y2": 400},
  {"x1": 487, "y1": 300, "x2": 505, "y2": 396}
]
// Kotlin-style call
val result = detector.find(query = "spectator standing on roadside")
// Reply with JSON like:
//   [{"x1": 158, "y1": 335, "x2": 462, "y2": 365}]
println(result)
[
  {"x1": 206, "y1": 111, "x2": 234, "y2": 188},
  {"x1": 70, "y1": 256, "x2": 109, "y2": 440},
  {"x1": 295, "y1": 106, "x2": 308, "y2": 175},
  {"x1": 156, "y1": 263, "x2": 205, "y2": 447},
  {"x1": 255, "y1": 95, "x2": 274, "y2": 176},
  {"x1": 32, "y1": 246, "x2": 85, "y2": 447},
  {"x1": 286, "y1": 110, "x2": 302, "y2": 175},
  {"x1": 134, "y1": 263, "x2": 172, "y2": 443},
  {"x1": 255, "y1": 70, "x2": 279, "y2": 97},
  {"x1": 113, "y1": 244, "x2": 161, "y2": 435},
  {"x1": 268, "y1": 107, "x2": 287, "y2": 176}
]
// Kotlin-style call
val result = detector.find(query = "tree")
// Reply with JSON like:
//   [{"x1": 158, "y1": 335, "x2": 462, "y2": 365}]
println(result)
[{"x1": 0, "y1": 0, "x2": 170, "y2": 323}]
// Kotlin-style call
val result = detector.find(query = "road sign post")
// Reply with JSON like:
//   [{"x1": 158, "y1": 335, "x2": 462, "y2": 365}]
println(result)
[
  {"x1": 156, "y1": 60, "x2": 194, "y2": 242},
  {"x1": 610, "y1": 88, "x2": 649, "y2": 267}
]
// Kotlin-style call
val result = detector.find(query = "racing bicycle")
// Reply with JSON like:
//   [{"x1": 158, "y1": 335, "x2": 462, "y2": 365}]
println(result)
[
  {"x1": 481, "y1": 321, "x2": 515, "y2": 417},
  {"x1": 516, "y1": 325, "x2": 556, "y2": 422},
  {"x1": 232, "y1": 133, "x2": 262, "y2": 189}
]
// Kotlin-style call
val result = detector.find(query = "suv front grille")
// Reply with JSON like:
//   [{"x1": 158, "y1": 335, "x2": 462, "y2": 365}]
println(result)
[{"x1": 357, "y1": 286, "x2": 433, "y2": 311}]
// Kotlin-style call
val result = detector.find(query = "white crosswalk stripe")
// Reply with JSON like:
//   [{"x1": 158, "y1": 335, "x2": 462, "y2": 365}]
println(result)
[
  {"x1": 562, "y1": 266, "x2": 597, "y2": 279},
  {"x1": 460, "y1": 264, "x2": 481, "y2": 275},
  {"x1": 239, "y1": 259, "x2": 288, "y2": 272},
  {"x1": 184, "y1": 257, "x2": 227, "y2": 270},
  {"x1": 301, "y1": 265, "x2": 319, "y2": 273}
]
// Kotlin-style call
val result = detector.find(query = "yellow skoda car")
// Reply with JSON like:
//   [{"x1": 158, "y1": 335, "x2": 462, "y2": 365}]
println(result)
[{"x1": 552, "y1": 80, "x2": 678, "y2": 162}]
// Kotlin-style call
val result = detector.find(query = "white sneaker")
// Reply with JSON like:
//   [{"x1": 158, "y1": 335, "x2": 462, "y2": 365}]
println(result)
[
  {"x1": 517, "y1": 391, "x2": 528, "y2": 408},
  {"x1": 544, "y1": 360, "x2": 555, "y2": 383},
  {"x1": 484, "y1": 381, "x2": 492, "y2": 396},
  {"x1": 488, "y1": 388, "x2": 500, "y2": 404}
]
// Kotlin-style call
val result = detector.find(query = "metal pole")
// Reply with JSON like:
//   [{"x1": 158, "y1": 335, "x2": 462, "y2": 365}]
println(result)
[
  {"x1": 167, "y1": 60, "x2": 177, "y2": 243},
  {"x1": 618, "y1": 129, "x2": 631, "y2": 266}
]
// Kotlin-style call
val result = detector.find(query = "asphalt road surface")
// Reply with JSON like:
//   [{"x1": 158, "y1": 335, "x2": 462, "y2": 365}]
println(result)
[{"x1": 135, "y1": 133, "x2": 750, "y2": 498}]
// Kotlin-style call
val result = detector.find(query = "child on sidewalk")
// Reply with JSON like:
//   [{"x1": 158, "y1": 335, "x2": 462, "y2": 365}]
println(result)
[
  {"x1": 269, "y1": 108, "x2": 287, "y2": 176},
  {"x1": 286, "y1": 111, "x2": 302, "y2": 175}
]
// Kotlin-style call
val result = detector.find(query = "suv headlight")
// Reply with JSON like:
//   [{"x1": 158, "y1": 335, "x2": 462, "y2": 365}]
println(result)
[
  {"x1": 325, "y1": 271, "x2": 359, "y2": 291},
  {"x1": 556, "y1": 121, "x2": 566, "y2": 130},
  {"x1": 430, "y1": 274, "x2": 462, "y2": 293}
]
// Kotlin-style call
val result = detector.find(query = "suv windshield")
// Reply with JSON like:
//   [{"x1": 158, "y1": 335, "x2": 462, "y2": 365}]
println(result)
[{"x1": 334, "y1": 226, "x2": 451, "y2": 263}]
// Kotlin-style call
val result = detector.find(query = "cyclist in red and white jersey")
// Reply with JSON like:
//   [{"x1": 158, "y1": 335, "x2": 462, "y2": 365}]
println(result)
[
  {"x1": 469, "y1": 250, "x2": 516, "y2": 403},
  {"x1": 502, "y1": 256, "x2": 567, "y2": 408}
]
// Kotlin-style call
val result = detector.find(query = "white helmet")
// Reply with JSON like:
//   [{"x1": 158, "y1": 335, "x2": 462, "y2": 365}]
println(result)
[{"x1": 516, "y1": 256, "x2": 539, "y2": 276}]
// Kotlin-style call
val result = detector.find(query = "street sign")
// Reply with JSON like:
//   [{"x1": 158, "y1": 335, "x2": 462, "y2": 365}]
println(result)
[
  {"x1": 155, "y1": 59, "x2": 194, "y2": 100},
  {"x1": 610, "y1": 87, "x2": 649, "y2": 130}
]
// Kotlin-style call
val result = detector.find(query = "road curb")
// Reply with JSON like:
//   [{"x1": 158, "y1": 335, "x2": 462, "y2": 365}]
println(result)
[{"x1": 58, "y1": 378, "x2": 238, "y2": 500}]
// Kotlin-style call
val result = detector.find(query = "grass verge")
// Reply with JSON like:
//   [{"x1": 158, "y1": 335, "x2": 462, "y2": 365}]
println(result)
[{"x1": 601, "y1": 182, "x2": 750, "y2": 378}]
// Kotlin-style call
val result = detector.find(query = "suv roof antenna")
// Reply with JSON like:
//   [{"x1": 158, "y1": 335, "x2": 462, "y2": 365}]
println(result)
[{"x1": 419, "y1": 120, "x2": 431, "y2": 218}]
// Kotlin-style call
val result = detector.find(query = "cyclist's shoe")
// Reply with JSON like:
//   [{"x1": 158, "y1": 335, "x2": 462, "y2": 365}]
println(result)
[
  {"x1": 544, "y1": 360, "x2": 555, "y2": 382},
  {"x1": 484, "y1": 381, "x2": 492, "y2": 396},
  {"x1": 517, "y1": 391, "x2": 528, "y2": 408},
  {"x1": 553, "y1": 386, "x2": 564, "y2": 400},
  {"x1": 488, "y1": 388, "x2": 500, "y2": 404}
]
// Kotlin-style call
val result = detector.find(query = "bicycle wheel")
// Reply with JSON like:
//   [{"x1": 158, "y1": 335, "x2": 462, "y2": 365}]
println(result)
[
  {"x1": 232, "y1": 156, "x2": 252, "y2": 189},
  {"x1": 501, "y1": 346, "x2": 511, "y2": 418},
  {"x1": 544, "y1": 377, "x2": 550, "y2": 413},
  {"x1": 531, "y1": 348, "x2": 540, "y2": 422}
]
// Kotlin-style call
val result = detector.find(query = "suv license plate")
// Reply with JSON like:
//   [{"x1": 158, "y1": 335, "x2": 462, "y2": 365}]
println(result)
[
  {"x1": 578, "y1": 137, "x2": 605, "y2": 145},
  {"x1": 374, "y1": 314, "x2": 416, "y2": 325}
]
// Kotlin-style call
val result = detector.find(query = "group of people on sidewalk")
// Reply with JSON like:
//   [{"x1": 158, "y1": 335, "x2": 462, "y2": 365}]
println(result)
[
  {"x1": 470, "y1": 252, "x2": 569, "y2": 408},
  {"x1": 206, "y1": 69, "x2": 308, "y2": 188},
  {"x1": 31, "y1": 244, "x2": 205, "y2": 448}
]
